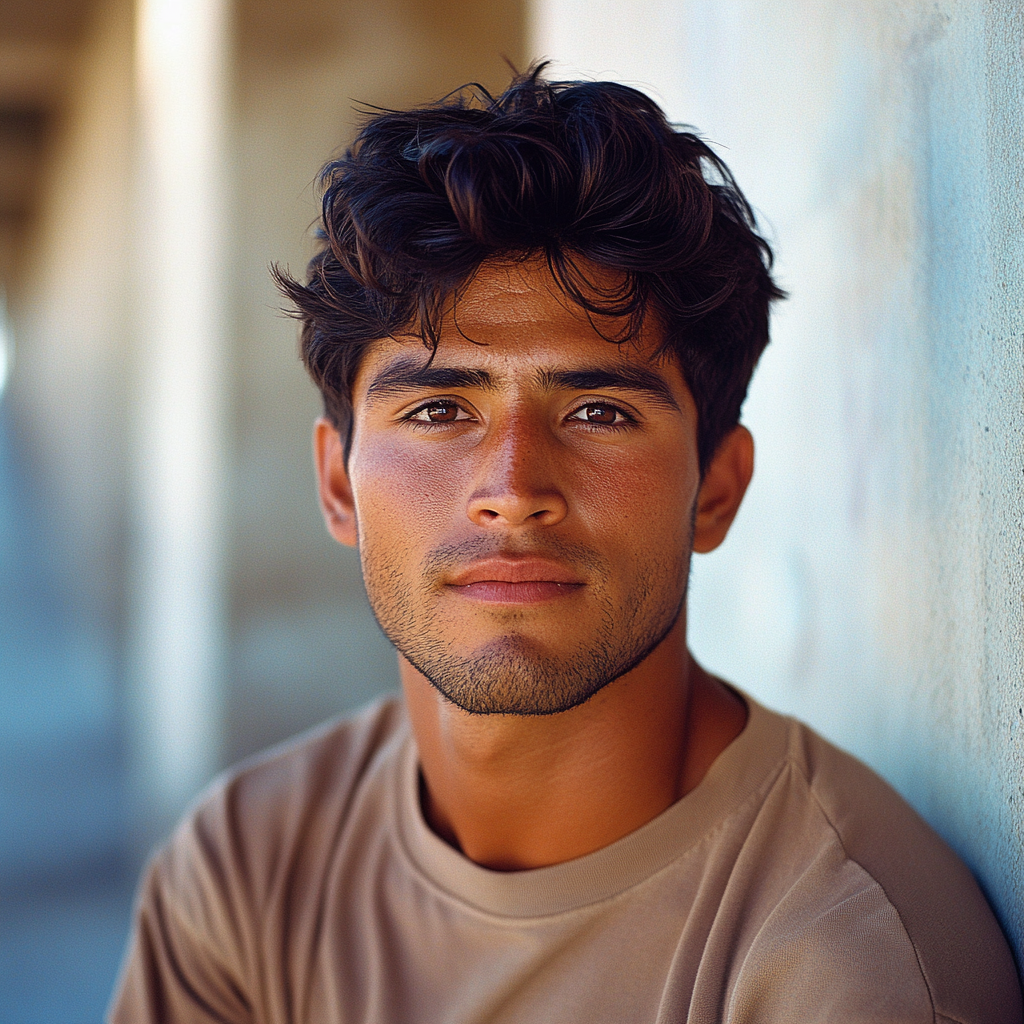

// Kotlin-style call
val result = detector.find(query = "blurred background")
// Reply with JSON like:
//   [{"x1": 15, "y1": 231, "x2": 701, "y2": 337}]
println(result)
[{"x1": 0, "y1": 0, "x2": 1021, "y2": 1019}]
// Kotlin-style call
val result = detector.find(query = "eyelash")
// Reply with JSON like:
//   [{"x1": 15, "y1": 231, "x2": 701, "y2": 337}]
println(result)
[{"x1": 403, "y1": 399, "x2": 638, "y2": 430}]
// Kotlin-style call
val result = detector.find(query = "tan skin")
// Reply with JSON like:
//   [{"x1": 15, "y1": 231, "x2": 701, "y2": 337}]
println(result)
[{"x1": 315, "y1": 260, "x2": 754, "y2": 871}]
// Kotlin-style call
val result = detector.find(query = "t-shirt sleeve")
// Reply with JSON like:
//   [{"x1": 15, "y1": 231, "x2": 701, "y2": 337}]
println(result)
[
  {"x1": 107, "y1": 701, "x2": 406, "y2": 1024},
  {"x1": 727, "y1": 865, "x2": 934, "y2": 1023},
  {"x1": 719, "y1": 748, "x2": 1020, "y2": 1024},
  {"x1": 108, "y1": 803, "x2": 255, "y2": 1024}
]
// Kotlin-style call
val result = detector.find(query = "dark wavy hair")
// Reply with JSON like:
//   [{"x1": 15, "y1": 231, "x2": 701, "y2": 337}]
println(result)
[{"x1": 275, "y1": 67, "x2": 784, "y2": 473}]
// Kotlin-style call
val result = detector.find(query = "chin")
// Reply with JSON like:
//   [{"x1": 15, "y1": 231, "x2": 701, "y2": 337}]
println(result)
[{"x1": 408, "y1": 635, "x2": 625, "y2": 717}]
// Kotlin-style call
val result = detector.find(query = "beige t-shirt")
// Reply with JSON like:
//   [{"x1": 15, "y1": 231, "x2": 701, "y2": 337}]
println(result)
[{"x1": 110, "y1": 694, "x2": 1022, "y2": 1023}]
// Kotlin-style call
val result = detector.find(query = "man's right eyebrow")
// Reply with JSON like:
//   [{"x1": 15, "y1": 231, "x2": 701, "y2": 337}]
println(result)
[{"x1": 364, "y1": 358, "x2": 496, "y2": 402}]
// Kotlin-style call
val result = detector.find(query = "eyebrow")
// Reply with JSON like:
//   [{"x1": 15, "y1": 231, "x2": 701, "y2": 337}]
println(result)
[
  {"x1": 364, "y1": 355, "x2": 680, "y2": 411},
  {"x1": 365, "y1": 357, "x2": 496, "y2": 402},
  {"x1": 536, "y1": 366, "x2": 680, "y2": 410}
]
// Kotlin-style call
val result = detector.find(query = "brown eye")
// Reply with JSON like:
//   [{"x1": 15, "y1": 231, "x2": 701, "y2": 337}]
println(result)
[
  {"x1": 582, "y1": 404, "x2": 618, "y2": 424},
  {"x1": 416, "y1": 402, "x2": 461, "y2": 422}
]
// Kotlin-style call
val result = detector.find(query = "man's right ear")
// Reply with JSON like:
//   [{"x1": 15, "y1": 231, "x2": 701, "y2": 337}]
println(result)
[{"x1": 314, "y1": 417, "x2": 358, "y2": 547}]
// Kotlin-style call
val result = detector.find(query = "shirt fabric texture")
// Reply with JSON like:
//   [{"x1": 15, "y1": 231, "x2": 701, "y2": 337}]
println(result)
[{"x1": 109, "y1": 692, "x2": 1023, "y2": 1023}]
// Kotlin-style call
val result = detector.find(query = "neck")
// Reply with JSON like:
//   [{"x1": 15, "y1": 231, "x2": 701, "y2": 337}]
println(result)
[{"x1": 400, "y1": 617, "x2": 747, "y2": 871}]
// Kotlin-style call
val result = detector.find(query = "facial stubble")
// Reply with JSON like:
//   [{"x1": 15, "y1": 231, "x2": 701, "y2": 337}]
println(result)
[{"x1": 359, "y1": 526, "x2": 694, "y2": 717}]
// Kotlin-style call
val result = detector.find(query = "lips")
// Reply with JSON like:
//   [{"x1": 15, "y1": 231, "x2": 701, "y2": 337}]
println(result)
[
  {"x1": 448, "y1": 557, "x2": 583, "y2": 586},
  {"x1": 445, "y1": 557, "x2": 584, "y2": 604}
]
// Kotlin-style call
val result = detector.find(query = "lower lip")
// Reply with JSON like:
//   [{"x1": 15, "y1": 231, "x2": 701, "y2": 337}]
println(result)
[{"x1": 449, "y1": 581, "x2": 583, "y2": 604}]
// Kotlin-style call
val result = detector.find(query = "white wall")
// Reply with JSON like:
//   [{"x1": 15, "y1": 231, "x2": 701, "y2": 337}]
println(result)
[{"x1": 532, "y1": 0, "x2": 1024, "y2": 958}]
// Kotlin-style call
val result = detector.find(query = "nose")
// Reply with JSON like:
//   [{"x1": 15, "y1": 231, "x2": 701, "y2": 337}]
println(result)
[{"x1": 466, "y1": 413, "x2": 569, "y2": 528}]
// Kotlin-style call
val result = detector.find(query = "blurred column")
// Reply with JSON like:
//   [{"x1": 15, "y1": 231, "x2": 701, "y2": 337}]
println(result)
[
  {"x1": 0, "y1": 290, "x2": 10, "y2": 398},
  {"x1": 132, "y1": 0, "x2": 230, "y2": 826}
]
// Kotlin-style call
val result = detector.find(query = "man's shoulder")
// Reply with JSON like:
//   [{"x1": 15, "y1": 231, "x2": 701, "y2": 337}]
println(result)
[
  {"x1": 749, "y1": 699, "x2": 1021, "y2": 1023},
  {"x1": 156, "y1": 696, "x2": 409, "y2": 904},
  {"x1": 219, "y1": 694, "x2": 408, "y2": 812}
]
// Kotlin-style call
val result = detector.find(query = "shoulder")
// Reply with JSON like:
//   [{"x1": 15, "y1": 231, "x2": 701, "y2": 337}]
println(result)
[
  {"x1": 154, "y1": 696, "x2": 409, "y2": 930},
  {"x1": 743, "y1": 700, "x2": 1021, "y2": 1024},
  {"x1": 111, "y1": 699, "x2": 409, "y2": 1021},
  {"x1": 205, "y1": 694, "x2": 408, "y2": 833}
]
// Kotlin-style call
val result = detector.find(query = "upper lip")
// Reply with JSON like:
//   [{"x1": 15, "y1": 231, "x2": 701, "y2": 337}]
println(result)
[{"x1": 447, "y1": 557, "x2": 584, "y2": 586}]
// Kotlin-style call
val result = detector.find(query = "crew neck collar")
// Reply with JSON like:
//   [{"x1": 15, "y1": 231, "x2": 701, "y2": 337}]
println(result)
[{"x1": 394, "y1": 692, "x2": 791, "y2": 919}]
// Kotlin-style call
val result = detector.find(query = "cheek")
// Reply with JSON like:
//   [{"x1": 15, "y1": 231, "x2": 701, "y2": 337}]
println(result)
[
  {"x1": 348, "y1": 430, "x2": 700, "y2": 557},
  {"x1": 349, "y1": 438, "x2": 464, "y2": 546},
  {"x1": 569, "y1": 445, "x2": 698, "y2": 547}
]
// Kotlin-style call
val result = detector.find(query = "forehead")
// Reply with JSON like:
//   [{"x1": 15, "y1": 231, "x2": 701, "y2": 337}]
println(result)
[
  {"x1": 452, "y1": 258, "x2": 621, "y2": 329},
  {"x1": 354, "y1": 258, "x2": 685, "y2": 392}
]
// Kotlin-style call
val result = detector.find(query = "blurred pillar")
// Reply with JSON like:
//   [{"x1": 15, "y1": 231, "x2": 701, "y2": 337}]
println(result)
[{"x1": 132, "y1": 0, "x2": 229, "y2": 826}]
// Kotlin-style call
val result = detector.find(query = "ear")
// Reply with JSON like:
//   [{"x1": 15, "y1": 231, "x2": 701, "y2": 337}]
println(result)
[
  {"x1": 692, "y1": 425, "x2": 754, "y2": 554},
  {"x1": 314, "y1": 417, "x2": 358, "y2": 547}
]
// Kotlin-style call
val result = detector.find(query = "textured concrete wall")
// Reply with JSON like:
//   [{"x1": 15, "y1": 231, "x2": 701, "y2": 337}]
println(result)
[{"x1": 533, "y1": 0, "x2": 1024, "y2": 959}]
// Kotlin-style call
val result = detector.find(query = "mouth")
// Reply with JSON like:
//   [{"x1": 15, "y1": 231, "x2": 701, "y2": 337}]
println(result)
[{"x1": 445, "y1": 557, "x2": 585, "y2": 604}]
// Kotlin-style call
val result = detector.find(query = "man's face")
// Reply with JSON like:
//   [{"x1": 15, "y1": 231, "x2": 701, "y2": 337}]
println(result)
[{"x1": 342, "y1": 260, "x2": 702, "y2": 715}]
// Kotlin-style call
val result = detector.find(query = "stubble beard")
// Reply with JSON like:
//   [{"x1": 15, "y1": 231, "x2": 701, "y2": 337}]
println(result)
[{"x1": 360, "y1": 532, "x2": 692, "y2": 716}]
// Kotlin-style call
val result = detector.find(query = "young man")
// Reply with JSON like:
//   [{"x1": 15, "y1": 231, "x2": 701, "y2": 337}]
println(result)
[{"x1": 111, "y1": 72, "x2": 1021, "y2": 1022}]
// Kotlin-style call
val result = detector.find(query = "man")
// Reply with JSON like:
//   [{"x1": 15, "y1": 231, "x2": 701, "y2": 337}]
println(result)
[{"x1": 111, "y1": 71, "x2": 1021, "y2": 1022}]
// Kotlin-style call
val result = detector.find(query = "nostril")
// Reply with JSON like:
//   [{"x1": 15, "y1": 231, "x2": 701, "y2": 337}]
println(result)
[{"x1": 466, "y1": 478, "x2": 569, "y2": 527}]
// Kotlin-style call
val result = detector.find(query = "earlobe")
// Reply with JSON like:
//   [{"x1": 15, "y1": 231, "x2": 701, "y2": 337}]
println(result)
[
  {"x1": 692, "y1": 425, "x2": 754, "y2": 554},
  {"x1": 314, "y1": 417, "x2": 358, "y2": 547}
]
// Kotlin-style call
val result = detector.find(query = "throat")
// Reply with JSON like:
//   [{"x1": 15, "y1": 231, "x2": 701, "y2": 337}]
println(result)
[
  {"x1": 400, "y1": 635, "x2": 744, "y2": 871},
  {"x1": 399, "y1": 599, "x2": 747, "y2": 871}
]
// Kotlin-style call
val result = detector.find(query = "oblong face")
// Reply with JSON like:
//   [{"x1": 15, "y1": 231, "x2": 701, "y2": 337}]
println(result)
[{"x1": 343, "y1": 258, "x2": 702, "y2": 715}]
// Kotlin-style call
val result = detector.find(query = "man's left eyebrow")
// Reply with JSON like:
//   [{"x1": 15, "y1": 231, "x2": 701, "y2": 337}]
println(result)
[{"x1": 537, "y1": 366, "x2": 681, "y2": 410}]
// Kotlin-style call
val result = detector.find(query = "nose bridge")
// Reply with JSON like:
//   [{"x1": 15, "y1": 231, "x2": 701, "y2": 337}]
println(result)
[
  {"x1": 488, "y1": 406, "x2": 543, "y2": 482},
  {"x1": 467, "y1": 403, "x2": 567, "y2": 527}
]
